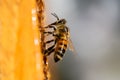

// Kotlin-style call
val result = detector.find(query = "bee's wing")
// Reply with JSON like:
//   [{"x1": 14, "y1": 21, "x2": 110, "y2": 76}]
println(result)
[{"x1": 68, "y1": 38, "x2": 77, "y2": 54}]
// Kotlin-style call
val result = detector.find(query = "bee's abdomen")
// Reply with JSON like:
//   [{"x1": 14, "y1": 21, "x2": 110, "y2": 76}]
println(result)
[{"x1": 54, "y1": 39, "x2": 68, "y2": 62}]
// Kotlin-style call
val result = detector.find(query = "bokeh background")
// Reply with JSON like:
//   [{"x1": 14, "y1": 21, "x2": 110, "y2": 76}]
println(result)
[{"x1": 45, "y1": 0, "x2": 120, "y2": 80}]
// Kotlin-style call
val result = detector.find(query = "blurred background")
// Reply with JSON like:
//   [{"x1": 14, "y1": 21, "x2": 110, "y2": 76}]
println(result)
[{"x1": 45, "y1": 0, "x2": 120, "y2": 80}]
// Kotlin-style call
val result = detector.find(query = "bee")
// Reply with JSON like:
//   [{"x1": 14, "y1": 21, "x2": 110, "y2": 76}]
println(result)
[{"x1": 43, "y1": 13, "x2": 75, "y2": 62}]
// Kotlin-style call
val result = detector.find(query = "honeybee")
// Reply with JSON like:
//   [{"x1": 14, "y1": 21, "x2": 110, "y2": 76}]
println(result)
[{"x1": 43, "y1": 13, "x2": 75, "y2": 62}]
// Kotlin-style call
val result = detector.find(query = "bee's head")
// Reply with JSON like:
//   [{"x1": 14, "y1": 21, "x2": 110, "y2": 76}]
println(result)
[
  {"x1": 57, "y1": 19, "x2": 66, "y2": 24},
  {"x1": 51, "y1": 13, "x2": 67, "y2": 24}
]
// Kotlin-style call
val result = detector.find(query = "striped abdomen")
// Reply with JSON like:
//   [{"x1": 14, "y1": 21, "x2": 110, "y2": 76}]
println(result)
[{"x1": 54, "y1": 39, "x2": 68, "y2": 62}]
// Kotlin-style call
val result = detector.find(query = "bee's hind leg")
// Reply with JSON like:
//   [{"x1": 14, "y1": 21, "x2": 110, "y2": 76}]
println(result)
[{"x1": 44, "y1": 39, "x2": 57, "y2": 56}]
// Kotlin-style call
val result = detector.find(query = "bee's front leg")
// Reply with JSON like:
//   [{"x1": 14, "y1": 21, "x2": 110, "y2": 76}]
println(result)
[
  {"x1": 43, "y1": 25, "x2": 56, "y2": 36},
  {"x1": 44, "y1": 25, "x2": 56, "y2": 30}
]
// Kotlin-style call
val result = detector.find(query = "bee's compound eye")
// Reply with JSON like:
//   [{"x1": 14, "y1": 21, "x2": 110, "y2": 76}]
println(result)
[
  {"x1": 58, "y1": 20, "x2": 63, "y2": 24},
  {"x1": 59, "y1": 29, "x2": 66, "y2": 33},
  {"x1": 61, "y1": 21, "x2": 65, "y2": 24},
  {"x1": 58, "y1": 19, "x2": 66, "y2": 24}
]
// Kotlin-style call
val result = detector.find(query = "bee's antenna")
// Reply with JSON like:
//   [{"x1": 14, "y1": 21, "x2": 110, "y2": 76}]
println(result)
[{"x1": 51, "y1": 13, "x2": 59, "y2": 20}]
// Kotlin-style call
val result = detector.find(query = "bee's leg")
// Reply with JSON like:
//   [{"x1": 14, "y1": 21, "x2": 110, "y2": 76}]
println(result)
[
  {"x1": 44, "y1": 39, "x2": 57, "y2": 56},
  {"x1": 53, "y1": 33, "x2": 59, "y2": 38},
  {"x1": 44, "y1": 45, "x2": 55, "y2": 56},
  {"x1": 43, "y1": 30, "x2": 59, "y2": 37},
  {"x1": 39, "y1": 25, "x2": 56, "y2": 35},
  {"x1": 43, "y1": 25, "x2": 58, "y2": 55},
  {"x1": 43, "y1": 31, "x2": 58, "y2": 37},
  {"x1": 43, "y1": 25, "x2": 57, "y2": 36},
  {"x1": 44, "y1": 25, "x2": 56, "y2": 30},
  {"x1": 45, "y1": 48, "x2": 55, "y2": 56},
  {"x1": 43, "y1": 31, "x2": 54, "y2": 36},
  {"x1": 45, "y1": 39, "x2": 54, "y2": 43}
]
